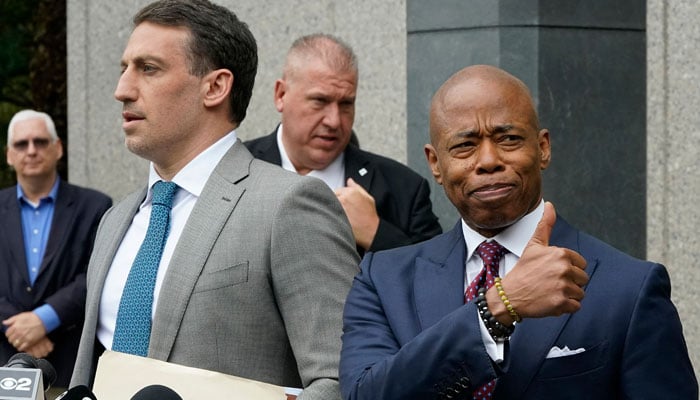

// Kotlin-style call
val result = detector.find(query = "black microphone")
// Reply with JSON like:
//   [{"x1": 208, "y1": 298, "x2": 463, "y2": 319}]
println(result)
[
  {"x1": 54, "y1": 385, "x2": 98, "y2": 400},
  {"x1": 4, "y1": 352, "x2": 57, "y2": 391},
  {"x1": 130, "y1": 384, "x2": 183, "y2": 400}
]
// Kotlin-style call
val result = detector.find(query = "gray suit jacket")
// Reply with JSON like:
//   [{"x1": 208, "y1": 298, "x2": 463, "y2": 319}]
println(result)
[{"x1": 71, "y1": 141, "x2": 360, "y2": 399}]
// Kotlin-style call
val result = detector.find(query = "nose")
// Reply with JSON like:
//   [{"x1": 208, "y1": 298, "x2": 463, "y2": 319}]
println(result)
[
  {"x1": 26, "y1": 140, "x2": 38, "y2": 155},
  {"x1": 114, "y1": 67, "x2": 137, "y2": 103},
  {"x1": 475, "y1": 139, "x2": 505, "y2": 174},
  {"x1": 322, "y1": 103, "x2": 341, "y2": 130}
]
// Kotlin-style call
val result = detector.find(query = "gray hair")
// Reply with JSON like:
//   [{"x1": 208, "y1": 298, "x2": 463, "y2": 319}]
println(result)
[{"x1": 7, "y1": 109, "x2": 58, "y2": 144}]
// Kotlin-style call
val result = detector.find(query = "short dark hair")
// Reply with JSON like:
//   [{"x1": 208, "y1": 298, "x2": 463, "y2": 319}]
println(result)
[{"x1": 134, "y1": 0, "x2": 258, "y2": 125}]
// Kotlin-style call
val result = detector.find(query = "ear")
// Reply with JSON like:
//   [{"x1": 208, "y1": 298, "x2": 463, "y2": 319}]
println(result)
[
  {"x1": 424, "y1": 144, "x2": 443, "y2": 185},
  {"x1": 538, "y1": 128, "x2": 551, "y2": 170},
  {"x1": 202, "y1": 69, "x2": 234, "y2": 108},
  {"x1": 273, "y1": 79, "x2": 286, "y2": 113},
  {"x1": 6, "y1": 146, "x2": 13, "y2": 168},
  {"x1": 55, "y1": 138, "x2": 64, "y2": 160}
]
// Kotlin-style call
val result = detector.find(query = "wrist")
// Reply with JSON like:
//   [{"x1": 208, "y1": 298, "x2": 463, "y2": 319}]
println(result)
[
  {"x1": 477, "y1": 287, "x2": 515, "y2": 341},
  {"x1": 485, "y1": 286, "x2": 515, "y2": 326}
]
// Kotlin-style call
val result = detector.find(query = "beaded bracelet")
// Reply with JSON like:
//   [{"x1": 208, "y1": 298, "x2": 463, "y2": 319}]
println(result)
[
  {"x1": 494, "y1": 277, "x2": 522, "y2": 323},
  {"x1": 476, "y1": 287, "x2": 514, "y2": 341}
]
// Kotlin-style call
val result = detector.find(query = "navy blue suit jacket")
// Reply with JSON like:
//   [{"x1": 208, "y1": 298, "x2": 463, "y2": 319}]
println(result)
[
  {"x1": 340, "y1": 218, "x2": 698, "y2": 399},
  {"x1": 244, "y1": 130, "x2": 442, "y2": 253},
  {"x1": 0, "y1": 180, "x2": 111, "y2": 386}
]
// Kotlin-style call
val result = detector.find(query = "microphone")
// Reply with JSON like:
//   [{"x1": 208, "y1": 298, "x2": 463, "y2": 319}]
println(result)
[
  {"x1": 4, "y1": 352, "x2": 57, "y2": 391},
  {"x1": 130, "y1": 384, "x2": 183, "y2": 400},
  {"x1": 54, "y1": 385, "x2": 98, "y2": 400},
  {"x1": 0, "y1": 352, "x2": 56, "y2": 400}
]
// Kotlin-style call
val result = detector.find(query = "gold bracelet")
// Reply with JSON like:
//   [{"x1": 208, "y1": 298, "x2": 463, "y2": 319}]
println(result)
[{"x1": 494, "y1": 277, "x2": 522, "y2": 323}]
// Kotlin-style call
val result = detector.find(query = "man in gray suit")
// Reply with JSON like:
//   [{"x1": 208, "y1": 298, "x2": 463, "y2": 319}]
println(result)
[{"x1": 70, "y1": 1, "x2": 360, "y2": 398}]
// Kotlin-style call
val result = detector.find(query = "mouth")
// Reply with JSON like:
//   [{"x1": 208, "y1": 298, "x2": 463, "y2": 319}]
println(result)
[
  {"x1": 470, "y1": 183, "x2": 515, "y2": 201},
  {"x1": 121, "y1": 111, "x2": 145, "y2": 129}
]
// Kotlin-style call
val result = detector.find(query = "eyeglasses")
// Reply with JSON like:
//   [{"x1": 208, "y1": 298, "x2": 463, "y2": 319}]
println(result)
[{"x1": 11, "y1": 138, "x2": 52, "y2": 152}]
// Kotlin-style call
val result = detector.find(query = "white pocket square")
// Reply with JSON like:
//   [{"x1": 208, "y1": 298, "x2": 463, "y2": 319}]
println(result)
[{"x1": 546, "y1": 345, "x2": 586, "y2": 359}]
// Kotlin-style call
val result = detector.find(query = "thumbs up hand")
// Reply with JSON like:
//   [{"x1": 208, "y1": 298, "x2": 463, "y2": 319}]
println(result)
[{"x1": 485, "y1": 202, "x2": 588, "y2": 324}]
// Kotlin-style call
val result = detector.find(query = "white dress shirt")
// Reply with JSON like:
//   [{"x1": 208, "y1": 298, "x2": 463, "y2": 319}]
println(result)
[
  {"x1": 97, "y1": 131, "x2": 237, "y2": 350},
  {"x1": 462, "y1": 200, "x2": 544, "y2": 362},
  {"x1": 277, "y1": 124, "x2": 346, "y2": 190}
]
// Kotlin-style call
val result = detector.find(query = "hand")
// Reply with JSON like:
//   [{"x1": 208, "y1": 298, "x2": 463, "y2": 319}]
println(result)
[
  {"x1": 3, "y1": 312, "x2": 48, "y2": 352},
  {"x1": 24, "y1": 336, "x2": 54, "y2": 359},
  {"x1": 335, "y1": 178, "x2": 380, "y2": 250},
  {"x1": 486, "y1": 202, "x2": 588, "y2": 324}
]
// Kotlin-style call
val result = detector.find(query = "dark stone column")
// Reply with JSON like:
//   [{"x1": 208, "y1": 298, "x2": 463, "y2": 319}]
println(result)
[{"x1": 407, "y1": 0, "x2": 646, "y2": 258}]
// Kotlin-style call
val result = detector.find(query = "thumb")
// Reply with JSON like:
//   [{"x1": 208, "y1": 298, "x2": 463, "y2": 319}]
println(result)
[
  {"x1": 346, "y1": 177, "x2": 358, "y2": 187},
  {"x1": 529, "y1": 201, "x2": 556, "y2": 246}
]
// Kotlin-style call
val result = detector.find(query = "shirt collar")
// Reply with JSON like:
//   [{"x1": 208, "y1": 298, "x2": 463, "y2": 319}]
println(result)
[
  {"x1": 16, "y1": 177, "x2": 60, "y2": 204},
  {"x1": 462, "y1": 199, "x2": 545, "y2": 260},
  {"x1": 145, "y1": 130, "x2": 237, "y2": 204}
]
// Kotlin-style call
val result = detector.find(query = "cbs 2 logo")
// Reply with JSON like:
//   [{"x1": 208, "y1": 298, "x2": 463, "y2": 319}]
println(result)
[{"x1": 0, "y1": 377, "x2": 32, "y2": 391}]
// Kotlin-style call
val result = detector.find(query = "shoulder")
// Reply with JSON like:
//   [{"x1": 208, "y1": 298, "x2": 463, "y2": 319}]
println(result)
[
  {"x1": 362, "y1": 226, "x2": 462, "y2": 276},
  {"x1": 60, "y1": 181, "x2": 112, "y2": 207},
  {"x1": 346, "y1": 145, "x2": 429, "y2": 186},
  {"x1": 243, "y1": 131, "x2": 276, "y2": 151}
]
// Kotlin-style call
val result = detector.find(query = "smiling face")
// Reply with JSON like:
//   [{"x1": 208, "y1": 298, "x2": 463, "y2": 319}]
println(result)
[
  {"x1": 275, "y1": 56, "x2": 357, "y2": 175},
  {"x1": 425, "y1": 66, "x2": 551, "y2": 237},
  {"x1": 6, "y1": 117, "x2": 63, "y2": 183},
  {"x1": 114, "y1": 22, "x2": 207, "y2": 170}
]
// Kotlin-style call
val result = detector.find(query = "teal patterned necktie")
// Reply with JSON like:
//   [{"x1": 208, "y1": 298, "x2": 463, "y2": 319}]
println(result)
[{"x1": 112, "y1": 180, "x2": 178, "y2": 356}]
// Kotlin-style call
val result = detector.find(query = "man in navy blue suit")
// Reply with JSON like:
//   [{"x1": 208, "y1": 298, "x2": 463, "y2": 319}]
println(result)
[
  {"x1": 1, "y1": 110, "x2": 111, "y2": 389},
  {"x1": 339, "y1": 65, "x2": 697, "y2": 399}
]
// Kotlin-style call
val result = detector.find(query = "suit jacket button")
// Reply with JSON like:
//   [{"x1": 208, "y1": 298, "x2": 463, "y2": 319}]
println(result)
[{"x1": 26, "y1": 286, "x2": 32, "y2": 292}]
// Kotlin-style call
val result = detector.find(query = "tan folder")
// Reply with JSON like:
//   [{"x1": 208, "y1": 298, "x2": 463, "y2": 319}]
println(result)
[{"x1": 93, "y1": 351, "x2": 300, "y2": 399}]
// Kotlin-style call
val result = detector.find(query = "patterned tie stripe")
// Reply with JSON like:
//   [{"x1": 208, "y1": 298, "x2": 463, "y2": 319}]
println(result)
[
  {"x1": 465, "y1": 240, "x2": 508, "y2": 400},
  {"x1": 112, "y1": 180, "x2": 177, "y2": 356}
]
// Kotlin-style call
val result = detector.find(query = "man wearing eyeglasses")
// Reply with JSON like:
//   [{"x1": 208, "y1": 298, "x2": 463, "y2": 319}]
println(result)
[{"x1": 0, "y1": 109, "x2": 112, "y2": 390}]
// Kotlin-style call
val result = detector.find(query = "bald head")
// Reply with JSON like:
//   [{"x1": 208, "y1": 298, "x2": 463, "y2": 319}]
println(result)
[
  {"x1": 430, "y1": 65, "x2": 540, "y2": 145},
  {"x1": 283, "y1": 33, "x2": 358, "y2": 83}
]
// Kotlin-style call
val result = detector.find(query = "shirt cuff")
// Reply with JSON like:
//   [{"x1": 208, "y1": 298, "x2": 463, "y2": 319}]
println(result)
[
  {"x1": 478, "y1": 311, "x2": 505, "y2": 363},
  {"x1": 33, "y1": 305, "x2": 61, "y2": 333}
]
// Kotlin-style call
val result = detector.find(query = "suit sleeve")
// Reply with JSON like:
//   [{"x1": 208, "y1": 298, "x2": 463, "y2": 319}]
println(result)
[
  {"x1": 270, "y1": 178, "x2": 361, "y2": 400},
  {"x1": 339, "y1": 253, "x2": 506, "y2": 400},
  {"x1": 369, "y1": 178, "x2": 442, "y2": 252},
  {"x1": 620, "y1": 263, "x2": 698, "y2": 399}
]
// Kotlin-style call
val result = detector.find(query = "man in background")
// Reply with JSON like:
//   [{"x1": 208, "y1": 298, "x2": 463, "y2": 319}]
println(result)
[
  {"x1": 1, "y1": 109, "x2": 112, "y2": 389},
  {"x1": 339, "y1": 65, "x2": 697, "y2": 399},
  {"x1": 70, "y1": 1, "x2": 359, "y2": 399},
  {"x1": 245, "y1": 34, "x2": 442, "y2": 254}
]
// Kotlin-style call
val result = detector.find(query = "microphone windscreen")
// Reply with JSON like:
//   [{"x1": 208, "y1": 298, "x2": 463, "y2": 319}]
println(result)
[
  {"x1": 34, "y1": 357, "x2": 57, "y2": 390},
  {"x1": 4, "y1": 352, "x2": 36, "y2": 368},
  {"x1": 55, "y1": 385, "x2": 98, "y2": 400},
  {"x1": 130, "y1": 384, "x2": 183, "y2": 400}
]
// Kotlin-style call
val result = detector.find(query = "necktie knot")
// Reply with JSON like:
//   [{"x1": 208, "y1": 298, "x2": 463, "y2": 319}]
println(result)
[
  {"x1": 476, "y1": 240, "x2": 508, "y2": 266},
  {"x1": 151, "y1": 180, "x2": 177, "y2": 209}
]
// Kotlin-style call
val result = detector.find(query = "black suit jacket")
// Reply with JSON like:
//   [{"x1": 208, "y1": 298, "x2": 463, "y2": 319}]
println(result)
[
  {"x1": 245, "y1": 130, "x2": 442, "y2": 253},
  {"x1": 0, "y1": 180, "x2": 111, "y2": 386}
]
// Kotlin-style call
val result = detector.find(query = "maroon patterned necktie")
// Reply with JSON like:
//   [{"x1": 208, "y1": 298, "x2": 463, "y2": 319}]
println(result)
[{"x1": 465, "y1": 240, "x2": 508, "y2": 400}]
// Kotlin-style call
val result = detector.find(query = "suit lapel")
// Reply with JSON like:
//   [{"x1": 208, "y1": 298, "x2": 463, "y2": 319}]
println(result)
[
  {"x1": 496, "y1": 217, "x2": 601, "y2": 398},
  {"x1": 39, "y1": 181, "x2": 75, "y2": 278},
  {"x1": 343, "y1": 145, "x2": 373, "y2": 189},
  {"x1": 414, "y1": 224, "x2": 466, "y2": 330},
  {"x1": 149, "y1": 142, "x2": 249, "y2": 359}
]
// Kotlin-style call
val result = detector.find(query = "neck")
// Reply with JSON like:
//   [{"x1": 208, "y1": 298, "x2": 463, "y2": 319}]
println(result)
[{"x1": 18, "y1": 173, "x2": 58, "y2": 204}]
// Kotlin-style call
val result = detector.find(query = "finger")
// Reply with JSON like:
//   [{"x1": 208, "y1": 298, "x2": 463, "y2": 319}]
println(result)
[
  {"x1": 529, "y1": 201, "x2": 556, "y2": 247},
  {"x1": 346, "y1": 177, "x2": 357, "y2": 187}
]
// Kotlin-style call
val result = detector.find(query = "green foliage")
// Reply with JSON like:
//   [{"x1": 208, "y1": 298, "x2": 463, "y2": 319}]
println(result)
[{"x1": 0, "y1": 0, "x2": 66, "y2": 189}]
